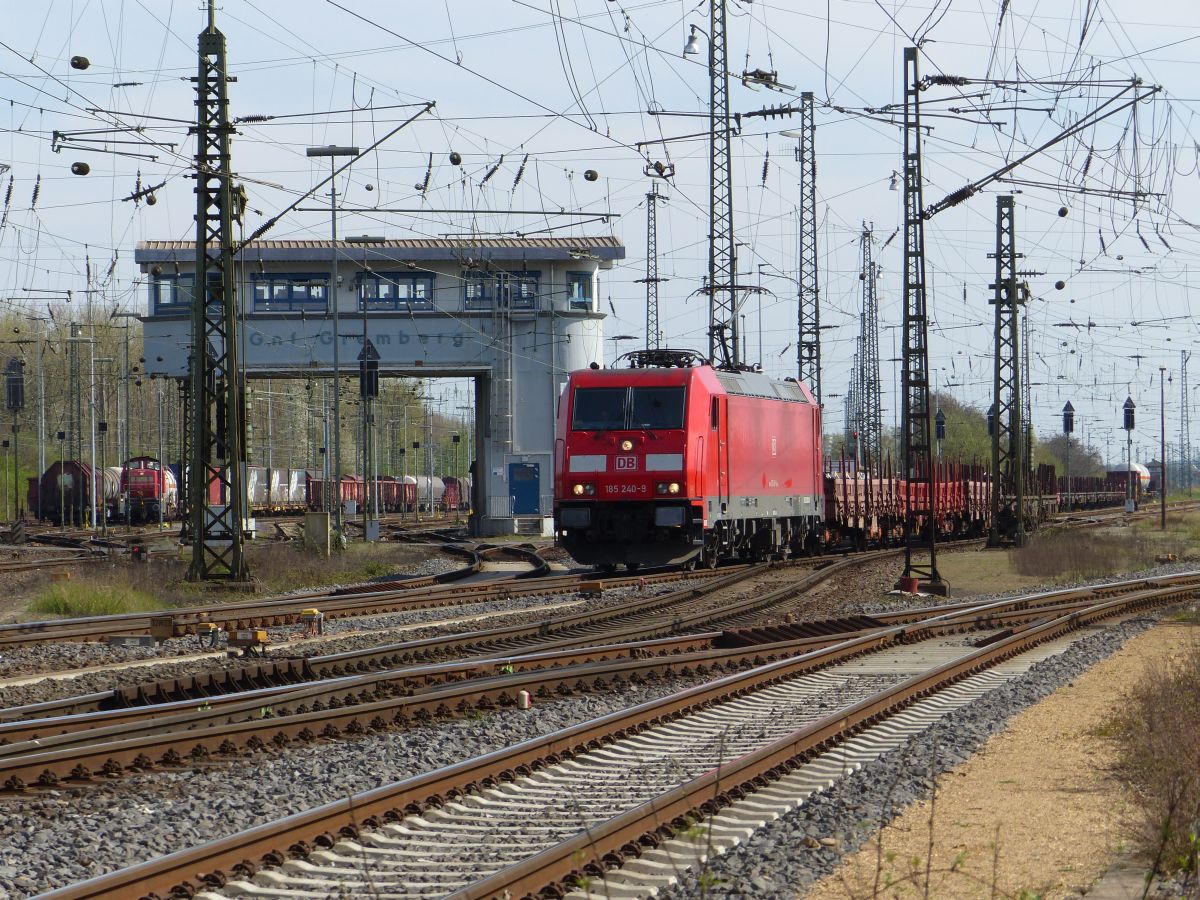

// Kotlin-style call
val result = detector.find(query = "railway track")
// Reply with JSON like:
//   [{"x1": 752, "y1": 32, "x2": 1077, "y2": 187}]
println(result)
[
  {"x1": 34, "y1": 572, "x2": 1195, "y2": 900},
  {"x1": 0, "y1": 559, "x2": 1185, "y2": 789},
  {"x1": 0, "y1": 540, "x2": 555, "y2": 650},
  {"x1": 2, "y1": 495, "x2": 1187, "y2": 652}
]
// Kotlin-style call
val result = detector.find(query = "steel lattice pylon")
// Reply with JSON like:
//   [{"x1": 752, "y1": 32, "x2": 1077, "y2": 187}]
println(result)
[
  {"x1": 1022, "y1": 308, "x2": 1032, "y2": 487},
  {"x1": 845, "y1": 348, "x2": 861, "y2": 458},
  {"x1": 705, "y1": 0, "x2": 737, "y2": 368},
  {"x1": 988, "y1": 195, "x2": 1025, "y2": 546},
  {"x1": 637, "y1": 183, "x2": 668, "y2": 350},
  {"x1": 858, "y1": 224, "x2": 883, "y2": 472},
  {"x1": 797, "y1": 91, "x2": 821, "y2": 400},
  {"x1": 898, "y1": 47, "x2": 945, "y2": 593},
  {"x1": 188, "y1": 4, "x2": 248, "y2": 581}
]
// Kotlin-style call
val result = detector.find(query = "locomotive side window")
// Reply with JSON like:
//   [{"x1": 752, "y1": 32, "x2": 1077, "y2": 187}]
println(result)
[
  {"x1": 629, "y1": 387, "x2": 685, "y2": 429},
  {"x1": 572, "y1": 388, "x2": 627, "y2": 431}
]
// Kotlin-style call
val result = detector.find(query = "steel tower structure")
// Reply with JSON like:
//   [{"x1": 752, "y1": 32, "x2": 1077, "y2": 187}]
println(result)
[
  {"x1": 859, "y1": 224, "x2": 883, "y2": 472},
  {"x1": 845, "y1": 348, "x2": 861, "y2": 458},
  {"x1": 705, "y1": 0, "x2": 737, "y2": 368},
  {"x1": 797, "y1": 91, "x2": 822, "y2": 400},
  {"x1": 637, "y1": 183, "x2": 667, "y2": 350},
  {"x1": 188, "y1": 2, "x2": 248, "y2": 581},
  {"x1": 898, "y1": 47, "x2": 945, "y2": 593},
  {"x1": 987, "y1": 195, "x2": 1025, "y2": 547}
]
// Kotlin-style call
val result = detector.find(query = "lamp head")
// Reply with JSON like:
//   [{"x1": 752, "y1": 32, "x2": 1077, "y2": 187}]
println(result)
[{"x1": 683, "y1": 25, "x2": 701, "y2": 56}]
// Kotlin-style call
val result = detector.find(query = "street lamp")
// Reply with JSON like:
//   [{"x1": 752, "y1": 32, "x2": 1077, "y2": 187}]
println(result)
[{"x1": 306, "y1": 144, "x2": 359, "y2": 541}]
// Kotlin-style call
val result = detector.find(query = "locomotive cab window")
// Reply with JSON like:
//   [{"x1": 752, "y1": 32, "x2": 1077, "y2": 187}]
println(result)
[
  {"x1": 571, "y1": 388, "x2": 627, "y2": 431},
  {"x1": 629, "y1": 387, "x2": 684, "y2": 429},
  {"x1": 571, "y1": 385, "x2": 685, "y2": 430}
]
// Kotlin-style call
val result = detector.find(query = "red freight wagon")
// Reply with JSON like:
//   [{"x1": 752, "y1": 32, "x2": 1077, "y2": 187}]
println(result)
[{"x1": 554, "y1": 351, "x2": 822, "y2": 570}]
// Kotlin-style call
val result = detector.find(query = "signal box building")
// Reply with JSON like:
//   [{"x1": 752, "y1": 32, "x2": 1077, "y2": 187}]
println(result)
[{"x1": 134, "y1": 236, "x2": 625, "y2": 536}]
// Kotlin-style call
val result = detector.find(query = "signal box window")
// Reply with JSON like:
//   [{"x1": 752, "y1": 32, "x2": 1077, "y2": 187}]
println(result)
[
  {"x1": 567, "y1": 272, "x2": 593, "y2": 311},
  {"x1": 358, "y1": 273, "x2": 434, "y2": 311},
  {"x1": 149, "y1": 272, "x2": 226, "y2": 315},
  {"x1": 251, "y1": 274, "x2": 328, "y2": 313},
  {"x1": 496, "y1": 272, "x2": 539, "y2": 310},
  {"x1": 464, "y1": 271, "x2": 491, "y2": 309},
  {"x1": 149, "y1": 274, "x2": 194, "y2": 314}
]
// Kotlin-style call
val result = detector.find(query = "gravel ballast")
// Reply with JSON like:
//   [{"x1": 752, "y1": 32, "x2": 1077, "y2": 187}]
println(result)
[
  {"x1": 0, "y1": 579, "x2": 698, "y2": 710},
  {"x1": 0, "y1": 669, "x2": 723, "y2": 897},
  {"x1": 655, "y1": 613, "x2": 1165, "y2": 900}
]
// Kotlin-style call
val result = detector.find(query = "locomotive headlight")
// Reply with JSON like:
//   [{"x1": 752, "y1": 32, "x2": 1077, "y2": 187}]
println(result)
[
  {"x1": 655, "y1": 482, "x2": 667, "y2": 494},
  {"x1": 620, "y1": 439, "x2": 634, "y2": 451},
  {"x1": 668, "y1": 482, "x2": 680, "y2": 494},
  {"x1": 572, "y1": 483, "x2": 585, "y2": 496},
  {"x1": 572, "y1": 483, "x2": 595, "y2": 496}
]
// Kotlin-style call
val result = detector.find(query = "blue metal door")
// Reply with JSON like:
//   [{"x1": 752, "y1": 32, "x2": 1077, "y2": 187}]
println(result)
[{"x1": 509, "y1": 462, "x2": 540, "y2": 515}]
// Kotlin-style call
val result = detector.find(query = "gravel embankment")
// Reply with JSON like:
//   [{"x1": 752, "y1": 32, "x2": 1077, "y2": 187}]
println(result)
[{"x1": 656, "y1": 613, "x2": 1167, "y2": 900}]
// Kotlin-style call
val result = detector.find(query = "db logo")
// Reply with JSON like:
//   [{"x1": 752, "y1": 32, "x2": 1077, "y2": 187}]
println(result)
[{"x1": 615, "y1": 456, "x2": 637, "y2": 470}]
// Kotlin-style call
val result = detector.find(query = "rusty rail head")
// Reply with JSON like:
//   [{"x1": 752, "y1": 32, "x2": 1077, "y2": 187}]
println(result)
[
  {"x1": 442, "y1": 584, "x2": 1198, "y2": 900},
  {"x1": 35, "y1": 579, "x2": 1196, "y2": 900}
]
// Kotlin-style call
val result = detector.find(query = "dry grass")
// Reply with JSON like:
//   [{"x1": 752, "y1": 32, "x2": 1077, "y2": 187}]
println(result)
[
  {"x1": 1108, "y1": 633, "x2": 1200, "y2": 891},
  {"x1": 28, "y1": 580, "x2": 164, "y2": 617},
  {"x1": 1008, "y1": 531, "x2": 1159, "y2": 581},
  {"x1": 22, "y1": 542, "x2": 435, "y2": 618}
]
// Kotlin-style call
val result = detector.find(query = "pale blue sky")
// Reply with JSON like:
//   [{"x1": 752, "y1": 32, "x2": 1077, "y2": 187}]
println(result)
[{"x1": 2, "y1": 1, "x2": 1198, "y2": 461}]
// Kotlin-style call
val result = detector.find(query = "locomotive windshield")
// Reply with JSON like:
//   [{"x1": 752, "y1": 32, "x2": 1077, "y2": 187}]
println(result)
[
  {"x1": 629, "y1": 387, "x2": 684, "y2": 429},
  {"x1": 571, "y1": 386, "x2": 685, "y2": 431},
  {"x1": 571, "y1": 388, "x2": 627, "y2": 430}
]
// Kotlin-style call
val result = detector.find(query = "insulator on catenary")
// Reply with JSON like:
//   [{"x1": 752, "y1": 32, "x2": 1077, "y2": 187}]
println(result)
[
  {"x1": 480, "y1": 155, "x2": 504, "y2": 186},
  {"x1": 512, "y1": 153, "x2": 529, "y2": 190},
  {"x1": 415, "y1": 153, "x2": 432, "y2": 192},
  {"x1": 761, "y1": 150, "x2": 769, "y2": 186},
  {"x1": 30, "y1": 174, "x2": 40, "y2": 208},
  {"x1": 1098, "y1": 229, "x2": 1108, "y2": 255}
]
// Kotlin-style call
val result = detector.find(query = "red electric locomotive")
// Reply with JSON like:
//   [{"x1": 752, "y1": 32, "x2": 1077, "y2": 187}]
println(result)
[{"x1": 554, "y1": 350, "x2": 823, "y2": 570}]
